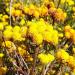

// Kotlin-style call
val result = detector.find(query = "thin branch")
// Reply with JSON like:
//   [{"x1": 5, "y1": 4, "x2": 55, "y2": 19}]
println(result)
[
  {"x1": 43, "y1": 63, "x2": 51, "y2": 75},
  {"x1": 10, "y1": 0, "x2": 13, "y2": 26}
]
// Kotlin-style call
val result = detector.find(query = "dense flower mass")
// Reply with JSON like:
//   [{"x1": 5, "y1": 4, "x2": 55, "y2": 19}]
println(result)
[
  {"x1": 0, "y1": 0, "x2": 75, "y2": 75},
  {"x1": 27, "y1": 19, "x2": 59, "y2": 45},
  {"x1": 38, "y1": 53, "x2": 55, "y2": 64}
]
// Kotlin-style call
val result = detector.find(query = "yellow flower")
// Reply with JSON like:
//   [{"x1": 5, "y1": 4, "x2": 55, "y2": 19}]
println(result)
[
  {"x1": 64, "y1": 25, "x2": 71, "y2": 32},
  {"x1": 43, "y1": 31, "x2": 52, "y2": 43},
  {"x1": 18, "y1": 47, "x2": 26, "y2": 56},
  {"x1": 34, "y1": 10, "x2": 39, "y2": 18},
  {"x1": 28, "y1": 24, "x2": 38, "y2": 36},
  {"x1": 67, "y1": 56, "x2": 75, "y2": 68},
  {"x1": 65, "y1": 72, "x2": 69, "y2": 75},
  {"x1": 54, "y1": 8, "x2": 67, "y2": 21},
  {"x1": 13, "y1": 3, "x2": 21, "y2": 8},
  {"x1": 65, "y1": 32, "x2": 71, "y2": 39},
  {"x1": 73, "y1": 47, "x2": 75, "y2": 53},
  {"x1": 56, "y1": 49, "x2": 69, "y2": 63},
  {"x1": 5, "y1": 25, "x2": 12, "y2": 30},
  {"x1": 20, "y1": 19, "x2": 25, "y2": 26},
  {"x1": 49, "y1": 2, "x2": 55, "y2": 7},
  {"x1": 24, "y1": 6, "x2": 29, "y2": 14},
  {"x1": 72, "y1": 68, "x2": 75, "y2": 74},
  {"x1": 46, "y1": 24, "x2": 53, "y2": 32},
  {"x1": 2, "y1": 22, "x2": 8, "y2": 26},
  {"x1": 11, "y1": 8, "x2": 15, "y2": 16},
  {"x1": 15, "y1": 10, "x2": 22, "y2": 16},
  {"x1": 73, "y1": 7, "x2": 75, "y2": 12},
  {"x1": 58, "y1": 33, "x2": 63, "y2": 38},
  {"x1": 47, "y1": 54, "x2": 55, "y2": 62},
  {"x1": 13, "y1": 32, "x2": 25, "y2": 41},
  {"x1": 60, "y1": 0, "x2": 66, "y2": 3},
  {"x1": 3, "y1": 29, "x2": 13, "y2": 39},
  {"x1": 64, "y1": 44, "x2": 69, "y2": 49},
  {"x1": 21, "y1": 26, "x2": 27, "y2": 37},
  {"x1": 6, "y1": 7, "x2": 10, "y2": 12},
  {"x1": 38, "y1": 53, "x2": 55, "y2": 64},
  {"x1": 0, "y1": 23, "x2": 4, "y2": 30},
  {"x1": 37, "y1": 24, "x2": 47, "y2": 33},
  {"x1": 0, "y1": 53, "x2": 4, "y2": 58},
  {"x1": 13, "y1": 26, "x2": 20, "y2": 32},
  {"x1": 3, "y1": 15, "x2": 9, "y2": 19},
  {"x1": 43, "y1": 30, "x2": 58, "y2": 45},
  {"x1": 33, "y1": 33, "x2": 43, "y2": 45},
  {"x1": 52, "y1": 30, "x2": 58, "y2": 45},
  {"x1": 66, "y1": 0, "x2": 74, "y2": 6},
  {"x1": 0, "y1": 66, "x2": 7, "y2": 75},
  {"x1": 41, "y1": 6, "x2": 48, "y2": 16},
  {"x1": 2, "y1": 41, "x2": 12, "y2": 48}
]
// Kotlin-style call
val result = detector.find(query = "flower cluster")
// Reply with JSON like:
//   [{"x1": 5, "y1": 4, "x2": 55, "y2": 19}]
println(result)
[
  {"x1": 38, "y1": 53, "x2": 55, "y2": 64},
  {"x1": 3, "y1": 25, "x2": 27, "y2": 41},
  {"x1": 56, "y1": 49, "x2": 75, "y2": 70},
  {"x1": 27, "y1": 19, "x2": 59, "y2": 45},
  {"x1": 64, "y1": 25, "x2": 75, "y2": 44}
]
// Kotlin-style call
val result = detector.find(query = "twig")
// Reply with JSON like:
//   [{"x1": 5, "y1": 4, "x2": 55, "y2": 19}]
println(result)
[
  {"x1": 20, "y1": 54, "x2": 30, "y2": 75},
  {"x1": 10, "y1": 0, "x2": 13, "y2": 26},
  {"x1": 43, "y1": 63, "x2": 51, "y2": 75},
  {"x1": 32, "y1": 46, "x2": 39, "y2": 75}
]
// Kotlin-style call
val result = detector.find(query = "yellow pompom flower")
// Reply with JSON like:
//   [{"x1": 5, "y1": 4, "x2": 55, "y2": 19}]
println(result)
[
  {"x1": 38, "y1": 53, "x2": 55, "y2": 64},
  {"x1": 54, "y1": 8, "x2": 67, "y2": 21},
  {"x1": 3, "y1": 15, "x2": 9, "y2": 19},
  {"x1": 65, "y1": 72, "x2": 69, "y2": 75},
  {"x1": 52, "y1": 30, "x2": 58, "y2": 45},
  {"x1": 56, "y1": 49, "x2": 69, "y2": 63},
  {"x1": 24, "y1": 6, "x2": 29, "y2": 14},
  {"x1": 46, "y1": 24, "x2": 53, "y2": 32},
  {"x1": 5, "y1": 25, "x2": 12, "y2": 30},
  {"x1": 0, "y1": 66, "x2": 7, "y2": 75},
  {"x1": 21, "y1": 26, "x2": 27, "y2": 37},
  {"x1": 41, "y1": 6, "x2": 48, "y2": 16},
  {"x1": 2, "y1": 41, "x2": 12, "y2": 48},
  {"x1": 65, "y1": 32, "x2": 71, "y2": 39},
  {"x1": 20, "y1": 19, "x2": 25, "y2": 26},
  {"x1": 66, "y1": 0, "x2": 74, "y2": 6},
  {"x1": 18, "y1": 47, "x2": 26, "y2": 56},
  {"x1": 58, "y1": 33, "x2": 63, "y2": 38},
  {"x1": 13, "y1": 26, "x2": 20, "y2": 32},
  {"x1": 47, "y1": 54, "x2": 55, "y2": 62},
  {"x1": 0, "y1": 53, "x2": 4, "y2": 58},
  {"x1": 33, "y1": 33, "x2": 43, "y2": 45},
  {"x1": 64, "y1": 44, "x2": 69, "y2": 49},
  {"x1": 34, "y1": 10, "x2": 40, "y2": 18},
  {"x1": 43, "y1": 31, "x2": 52, "y2": 43},
  {"x1": 2, "y1": 22, "x2": 8, "y2": 26},
  {"x1": 11, "y1": 8, "x2": 16, "y2": 16},
  {"x1": 6, "y1": 7, "x2": 10, "y2": 13},
  {"x1": 73, "y1": 47, "x2": 75, "y2": 53},
  {"x1": 13, "y1": 32, "x2": 25, "y2": 41},
  {"x1": 15, "y1": 10, "x2": 22, "y2": 17},
  {"x1": 67, "y1": 56, "x2": 75, "y2": 68},
  {"x1": 64, "y1": 25, "x2": 71, "y2": 32},
  {"x1": 0, "y1": 23, "x2": 4, "y2": 30},
  {"x1": 28, "y1": 24, "x2": 38, "y2": 36},
  {"x1": 3, "y1": 29, "x2": 13, "y2": 40},
  {"x1": 73, "y1": 7, "x2": 75, "y2": 12},
  {"x1": 13, "y1": 3, "x2": 21, "y2": 8},
  {"x1": 37, "y1": 24, "x2": 47, "y2": 33},
  {"x1": 72, "y1": 68, "x2": 75, "y2": 74},
  {"x1": 60, "y1": 0, "x2": 66, "y2": 4}
]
